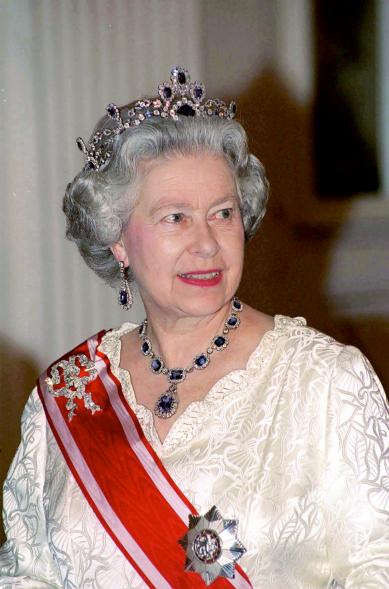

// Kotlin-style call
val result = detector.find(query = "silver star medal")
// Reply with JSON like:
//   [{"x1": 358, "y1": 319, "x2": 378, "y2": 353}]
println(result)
[
  {"x1": 45, "y1": 354, "x2": 101, "y2": 421},
  {"x1": 179, "y1": 505, "x2": 246, "y2": 586}
]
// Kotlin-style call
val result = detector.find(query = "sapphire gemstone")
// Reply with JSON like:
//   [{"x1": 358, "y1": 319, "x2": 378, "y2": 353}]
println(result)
[
  {"x1": 157, "y1": 394, "x2": 175, "y2": 413},
  {"x1": 151, "y1": 358, "x2": 162, "y2": 373},
  {"x1": 145, "y1": 110, "x2": 153, "y2": 118},
  {"x1": 119, "y1": 290, "x2": 128, "y2": 306},
  {"x1": 163, "y1": 86, "x2": 172, "y2": 99},
  {"x1": 178, "y1": 71, "x2": 186, "y2": 84},
  {"x1": 141, "y1": 341, "x2": 150, "y2": 355},
  {"x1": 169, "y1": 369, "x2": 184, "y2": 382},
  {"x1": 177, "y1": 104, "x2": 195, "y2": 117},
  {"x1": 232, "y1": 299, "x2": 242, "y2": 311},
  {"x1": 227, "y1": 315, "x2": 238, "y2": 327},
  {"x1": 214, "y1": 336, "x2": 226, "y2": 348},
  {"x1": 194, "y1": 86, "x2": 203, "y2": 100},
  {"x1": 107, "y1": 104, "x2": 118, "y2": 118},
  {"x1": 194, "y1": 354, "x2": 208, "y2": 368}
]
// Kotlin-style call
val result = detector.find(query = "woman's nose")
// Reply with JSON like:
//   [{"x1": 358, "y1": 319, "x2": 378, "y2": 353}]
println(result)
[{"x1": 189, "y1": 220, "x2": 220, "y2": 258}]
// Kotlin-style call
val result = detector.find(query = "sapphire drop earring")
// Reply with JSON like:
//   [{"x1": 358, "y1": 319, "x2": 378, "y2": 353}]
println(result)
[{"x1": 118, "y1": 261, "x2": 133, "y2": 310}]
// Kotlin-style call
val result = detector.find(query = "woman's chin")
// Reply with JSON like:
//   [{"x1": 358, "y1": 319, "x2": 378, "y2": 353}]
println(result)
[{"x1": 171, "y1": 287, "x2": 234, "y2": 318}]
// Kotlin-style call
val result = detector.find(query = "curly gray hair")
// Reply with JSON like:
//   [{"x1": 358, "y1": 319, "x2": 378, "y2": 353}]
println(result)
[{"x1": 63, "y1": 116, "x2": 269, "y2": 287}]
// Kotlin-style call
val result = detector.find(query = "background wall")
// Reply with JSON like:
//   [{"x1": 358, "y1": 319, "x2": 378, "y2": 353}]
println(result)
[{"x1": 1, "y1": 0, "x2": 388, "y2": 541}]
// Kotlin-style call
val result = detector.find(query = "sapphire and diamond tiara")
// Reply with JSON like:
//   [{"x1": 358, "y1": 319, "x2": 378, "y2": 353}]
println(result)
[{"x1": 76, "y1": 66, "x2": 237, "y2": 172}]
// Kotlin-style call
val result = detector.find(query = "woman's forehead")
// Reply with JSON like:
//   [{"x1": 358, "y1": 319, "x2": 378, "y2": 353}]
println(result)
[{"x1": 137, "y1": 153, "x2": 237, "y2": 206}]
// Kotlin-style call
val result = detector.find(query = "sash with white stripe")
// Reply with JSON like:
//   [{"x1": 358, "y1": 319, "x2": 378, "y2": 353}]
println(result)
[{"x1": 37, "y1": 331, "x2": 253, "y2": 588}]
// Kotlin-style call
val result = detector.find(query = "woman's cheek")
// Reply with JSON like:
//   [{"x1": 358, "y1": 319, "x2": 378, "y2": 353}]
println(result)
[
  {"x1": 127, "y1": 222, "x2": 180, "y2": 266},
  {"x1": 125, "y1": 222, "x2": 156, "y2": 263}
]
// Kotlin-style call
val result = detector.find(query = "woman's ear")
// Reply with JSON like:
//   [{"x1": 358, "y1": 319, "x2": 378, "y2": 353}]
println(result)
[{"x1": 110, "y1": 241, "x2": 129, "y2": 267}]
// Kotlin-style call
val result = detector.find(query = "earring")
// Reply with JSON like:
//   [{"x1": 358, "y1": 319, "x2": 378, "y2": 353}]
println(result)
[{"x1": 118, "y1": 261, "x2": 133, "y2": 310}]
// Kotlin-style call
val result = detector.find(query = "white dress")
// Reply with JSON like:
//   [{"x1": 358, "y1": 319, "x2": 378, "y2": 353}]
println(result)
[{"x1": 0, "y1": 316, "x2": 388, "y2": 589}]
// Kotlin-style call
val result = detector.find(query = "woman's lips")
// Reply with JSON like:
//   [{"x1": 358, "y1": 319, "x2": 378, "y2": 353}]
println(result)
[{"x1": 177, "y1": 270, "x2": 223, "y2": 287}]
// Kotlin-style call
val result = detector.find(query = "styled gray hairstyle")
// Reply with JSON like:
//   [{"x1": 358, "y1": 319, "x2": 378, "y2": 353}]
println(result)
[{"x1": 63, "y1": 116, "x2": 269, "y2": 287}]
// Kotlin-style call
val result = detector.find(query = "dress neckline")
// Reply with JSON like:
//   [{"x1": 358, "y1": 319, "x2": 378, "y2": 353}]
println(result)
[{"x1": 98, "y1": 315, "x2": 306, "y2": 454}]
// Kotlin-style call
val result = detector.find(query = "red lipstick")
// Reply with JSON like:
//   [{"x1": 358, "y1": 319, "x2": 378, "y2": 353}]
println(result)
[{"x1": 177, "y1": 269, "x2": 223, "y2": 287}]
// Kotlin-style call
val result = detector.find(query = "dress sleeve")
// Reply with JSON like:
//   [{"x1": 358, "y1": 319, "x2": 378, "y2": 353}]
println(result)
[
  {"x1": 0, "y1": 388, "x2": 62, "y2": 588},
  {"x1": 323, "y1": 346, "x2": 389, "y2": 588}
]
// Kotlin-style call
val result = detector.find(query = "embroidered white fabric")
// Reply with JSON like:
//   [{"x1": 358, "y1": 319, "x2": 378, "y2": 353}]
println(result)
[{"x1": 1, "y1": 316, "x2": 388, "y2": 588}]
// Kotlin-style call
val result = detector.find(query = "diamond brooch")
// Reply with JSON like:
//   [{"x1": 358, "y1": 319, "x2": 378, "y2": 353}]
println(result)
[{"x1": 45, "y1": 354, "x2": 101, "y2": 421}]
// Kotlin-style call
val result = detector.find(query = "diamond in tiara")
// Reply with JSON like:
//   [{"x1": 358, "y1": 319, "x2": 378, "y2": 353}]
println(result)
[{"x1": 76, "y1": 66, "x2": 237, "y2": 172}]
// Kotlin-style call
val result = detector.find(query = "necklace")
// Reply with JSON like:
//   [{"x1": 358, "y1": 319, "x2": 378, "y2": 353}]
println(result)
[{"x1": 138, "y1": 297, "x2": 243, "y2": 419}]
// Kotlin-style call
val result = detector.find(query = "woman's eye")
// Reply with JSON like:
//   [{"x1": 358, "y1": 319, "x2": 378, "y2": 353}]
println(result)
[
  {"x1": 163, "y1": 212, "x2": 184, "y2": 223},
  {"x1": 214, "y1": 208, "x2": 233, "y2": 220}
]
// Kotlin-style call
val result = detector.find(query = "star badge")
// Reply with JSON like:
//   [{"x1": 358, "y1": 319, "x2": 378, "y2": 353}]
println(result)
[
  {"x1": 45, "y1": 354, "x2": 100, "y2": 421},
  {"x1": 178, "y1": 505, "x2": 246, "y2": 586}
]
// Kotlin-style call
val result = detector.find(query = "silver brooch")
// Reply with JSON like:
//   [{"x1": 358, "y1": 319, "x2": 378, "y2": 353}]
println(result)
[
  {"x1": 45, "y1": 354, "x2": 101, "y2": 421},
  {"x1": 179, "y1": 505, "x2": 246, "y2": 586}
]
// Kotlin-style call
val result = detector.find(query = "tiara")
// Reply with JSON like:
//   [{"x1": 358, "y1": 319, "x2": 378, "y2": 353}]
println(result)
[{"x1": 76, "y1": 66, "x2": 237, "y2": 171}]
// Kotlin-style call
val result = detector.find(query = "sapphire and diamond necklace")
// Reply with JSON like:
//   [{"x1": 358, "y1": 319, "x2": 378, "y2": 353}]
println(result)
[{"x1": 138, "y1": 297, "x2": 243, "y2": 418}]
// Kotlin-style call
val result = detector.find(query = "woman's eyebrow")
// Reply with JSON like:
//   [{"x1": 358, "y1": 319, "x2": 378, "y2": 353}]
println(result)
[
  {"x1": 208, "y1": 194, "x2": 239, "y2": 208},
  {"x1": 149, "y1": 201, "x2": 191, "y2": 215},
  {"x1": 150, "y1": 194, "x2": 238, "y2": 215}
]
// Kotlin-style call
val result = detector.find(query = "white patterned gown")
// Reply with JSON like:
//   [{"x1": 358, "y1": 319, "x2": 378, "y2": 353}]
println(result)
[{"x1": 1, "y1": 316, "x2": 389, "y2": 588}]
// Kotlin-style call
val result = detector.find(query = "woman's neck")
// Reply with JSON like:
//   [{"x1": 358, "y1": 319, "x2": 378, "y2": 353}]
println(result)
[{"x1": 143, "y1": 303, "x2": 231, "y2": 368}]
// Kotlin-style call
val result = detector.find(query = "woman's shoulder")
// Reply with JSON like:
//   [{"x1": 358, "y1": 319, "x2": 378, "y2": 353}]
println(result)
[
  {"x1": 248, "y1": 314, "x2": 387, "y2": 421},
  {"x1": 273, "y1": 313, "x2": 345, "y2": 355},
  {"x1": 245, "y1": 305, "x2": 343, "y2": 358},
  {"x1": 99, "y1": 321, "x2": 139, "y2": 345},
  {"x1": 97, "y1": 321, "x2": 139, "y2": 369},
  {"x1": 268, "y1": 314, "x2": 383, "y2": 388},
  {"x1": 242, "y1": 310, "x2": 365, "y2": 377}
]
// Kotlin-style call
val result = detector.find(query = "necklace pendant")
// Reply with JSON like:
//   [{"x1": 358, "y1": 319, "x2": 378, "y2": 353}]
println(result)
[{"x1": 154, "y1": 385, "x2": 178, "y2": 419}]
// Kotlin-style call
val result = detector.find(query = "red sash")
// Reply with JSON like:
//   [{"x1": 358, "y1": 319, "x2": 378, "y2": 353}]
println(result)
[{"x1": 37, "y1": 331, "x2": 253, "y2": 589}]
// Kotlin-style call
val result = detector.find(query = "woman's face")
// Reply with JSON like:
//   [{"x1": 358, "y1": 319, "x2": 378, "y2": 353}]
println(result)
[{"x1": 114, "y1": 152, "x2": 245, "y2": 322}]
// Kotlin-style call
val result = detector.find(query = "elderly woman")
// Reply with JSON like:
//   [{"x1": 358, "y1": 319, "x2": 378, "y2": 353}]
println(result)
[{"x1": 1, "y1": 67, "x2": 388, "y2": 589}]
